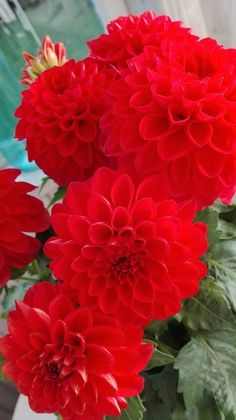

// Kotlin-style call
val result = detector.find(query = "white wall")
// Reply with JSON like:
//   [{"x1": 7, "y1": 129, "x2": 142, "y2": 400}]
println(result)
[
  {"x1": 93, "y1": 0, "x2": 235, "y2": 47},
  {"x1": 125, "y1": 0, "x2": 236, "y2": 46},
  {"x1": 199, "y1": 0, "x2": 236, "y2": 46}
]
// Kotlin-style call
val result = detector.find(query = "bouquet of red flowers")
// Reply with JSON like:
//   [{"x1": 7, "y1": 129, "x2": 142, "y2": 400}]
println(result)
[{"x1": 1, "y1": 11, "x2": 236, "y2": 420}]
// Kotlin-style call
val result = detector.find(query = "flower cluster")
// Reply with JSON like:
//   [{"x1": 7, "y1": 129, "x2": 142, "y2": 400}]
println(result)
[
  {"x1": 3, "y1": 10, "x2": 236, "y2": 420},
  {"x1": 94, "y1": 18, "x2": 236, "y2": 208}
]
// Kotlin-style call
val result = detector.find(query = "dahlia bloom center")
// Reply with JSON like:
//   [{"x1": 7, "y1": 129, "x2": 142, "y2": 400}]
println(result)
[
  {"x1": 105, "y1": 243, "x2": 146, "y2": 283},
  {"x1": 38, "y1": 336, "x2": 86, "y2": 383},
  {"x1": 47, "y1": 361, "x2": 61, "y2": 380}
]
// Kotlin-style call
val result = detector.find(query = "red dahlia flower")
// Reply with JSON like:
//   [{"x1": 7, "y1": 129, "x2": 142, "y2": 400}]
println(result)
[
  {"x1": 15, "y1": 59, "x2": 116, "y2": 186},
  {"x1": 45, "y1": 168, "x2": 208, "y2": 325},
  {"x1": 0, "y1": 281, "x2": 153, "y2": 419},
  {"x1": 88, "y1": 11, "x2": 195, "y2": 69},
  {"x1": 102, "y1": 36, "x2": 236, "y2": 208},
  {"x1": 0, "y1": 169, "x2": 49, "y2": 286}
]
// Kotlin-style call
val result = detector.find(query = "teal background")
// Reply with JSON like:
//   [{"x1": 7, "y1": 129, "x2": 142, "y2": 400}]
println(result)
[{"x1": 0, "y1": 0, "x2": 103, "y2": 168}]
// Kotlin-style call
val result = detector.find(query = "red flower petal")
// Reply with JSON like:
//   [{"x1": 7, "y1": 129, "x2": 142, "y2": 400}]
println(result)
[
  {"x1": 111, "y1": 174, "x2": 134, "y2": 208},
  {"x1": 89, "y1": 223, "x2": 112, "y2": 243},
  {"x1": 187, "y1": 122, "x2": 213, "y2": 146},
  {"x1": 86, "y1": 344, "x2": 115, "y2": 373},
  {"x1": 196, "y1": 145, "x2": 225, "y2": 178},
  {"x1": 87, "y1": 193, "x2": 111, "y2": 222},
  {"x1": 157, "y1": 129, "x2": 192, "y2": 161},
  {"x1": 139, "y1": 114, "x2": 170, "y2": 140}
]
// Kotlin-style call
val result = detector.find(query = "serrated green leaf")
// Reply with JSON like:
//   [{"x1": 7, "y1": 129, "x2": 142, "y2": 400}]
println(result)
[
  {"x1": 143, "y1": 366, "x2": 187, "y2": 420},
  {"x1": 213, "y1": 199, "x2": 236, "y2": 215},
  {"x1": 145, "y1": 348, "x2": 175, "y2": 370},
  {"x1": 107, "y1": 396, "x2": 145, "y2": 420},
  {"x1": 208, "y1": 239, "x2": 236, "y2": 311},
  {"x1": 175, "y1": 330, "x2": 236, "y2": 420},
  {"x1": 143, "y1": 375, "x2": 166, "y2": 420},
  {"x1": 213, "y1": 200, "x2": 230, "y2": 214},
  {"x1": 182, "y1": 277, "x2": 235, "y2": 331},
  {"x1": 175, "y1": 339, "x2": 208, "y2": 409},
  {"x1": 214, "y1": 201, "x2": 236, "y2": 238},
  {"x1": 218, "y1": 219, "x2": 236, "y2": 239},
  {"x1": 186, "y1": 391, "x2": 224, "y2": 420},
  {"x1": 195, "y1": 207, "x2": 221, "y2": 251},
  {"x1": 218, "y1": 204, "x2": 236, "y2": 224},
  {"x1": 48, "y1": 186, "x2": 66, "y2": 207}
]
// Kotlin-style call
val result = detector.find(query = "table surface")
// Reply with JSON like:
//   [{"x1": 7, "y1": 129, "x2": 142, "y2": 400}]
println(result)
[
  {"x1": 13, "y1": 395, "x2": 55, "y2": 420},
  {"x1": 0, "y1": 381, "x2": 18, "y2": 420}
]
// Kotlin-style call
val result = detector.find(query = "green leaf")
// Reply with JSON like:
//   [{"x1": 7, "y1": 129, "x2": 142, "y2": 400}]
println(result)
[
  {"x1": 208, "y1": 238, "x2": 236, "y2": 311},
  {"x1": 213, "y1": 201, "x2": 236, "y2": 238},
  {"x1": 218, "y1": 219, "x2": 236, "y2": 239},
  {"x1": 175, "y1": 339, "x2": 210, "y2": 409},
  {"x1": 182, "y1": 277, "x2": 235, "y2": 331},
  {"x1": 145, "y1": 348, "x2": 175, "y2": 370},
  {"x1": 168, "y1": 389, "x2": 225, "y2": 420},
  {"x1": 213, "y1": 200, "x2": 236, "y2": 215},
  {"x1": 195, "y1": 207, "x2": 221, "y2": 252},
  {"x1": 186, "y1": 391, "x2": 224, "y2": 420},
  {"x1": 143, "y1": 366, "x2": 187, "y2": 420},
  {"x1": 143, "y1": 374, "x2": 166, "y2": 420},
  {"x1": 48, "y1": 186, "x2": 66, "y2": 207},
  {"x1": 175, "y1": 330, "x2": 236, "y2": 420},
  {"x1": 217, "y1": 203, "x2": 236, "y2": 224},
  {"x1": 107, "y1": 396, "x2": 146, "y2": 420},
  {"x1": 144, "y1": 319, "x2": 169, "y2": 338}
]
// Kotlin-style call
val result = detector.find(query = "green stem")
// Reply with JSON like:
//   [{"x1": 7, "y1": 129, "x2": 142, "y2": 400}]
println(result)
[
  {"x1": 158, "y1": 341, "x2": 178, "y2": 357},
  {"x1": 32, "y1": 259, "x2": 41, "y2": 277},
  {"x1": 20, "y1": 276, "x2": 40, "y2": 282}
]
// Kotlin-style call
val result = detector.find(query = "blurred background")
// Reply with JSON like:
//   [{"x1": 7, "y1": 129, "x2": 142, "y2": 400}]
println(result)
[
  {"x1": 0, "y1": 0, "x2": 235, "y2": 418},
  {"x1": 0, "y1": 0, "x2": 103, "y2": 173}
]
